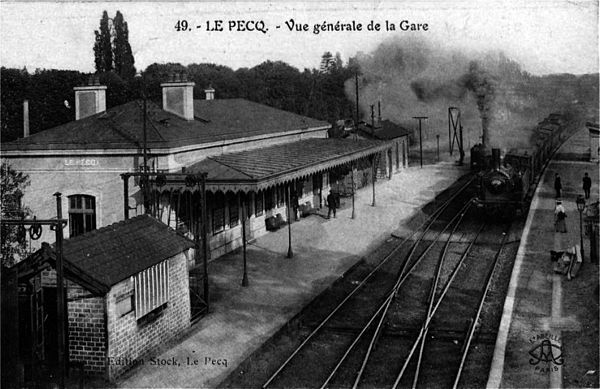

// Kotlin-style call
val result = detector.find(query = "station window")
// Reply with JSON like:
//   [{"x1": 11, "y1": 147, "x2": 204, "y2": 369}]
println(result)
[
  {"x1": 276, "y1": 185, "x2": 285, "y2": 207},
  {"x1": 265, "y1": 187, "x2": 275, "y2": 211},
  {"x1": 228, "y1": 193, "x2": 239, "y2": 227},
  {"x1": 68, "y1": 194, "x2": 96, "y2": 237},
  {"x1": 212, "y1": 192, "x2": 225, "y2": 234},
  {"x1": 255, "y1": 191, "x2": 264, "y2": 216}
]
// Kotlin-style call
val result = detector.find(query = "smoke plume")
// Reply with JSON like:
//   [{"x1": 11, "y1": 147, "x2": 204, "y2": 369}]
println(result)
[{"x1": 345, "y1": 37, "x2": 585, "y2": 151}]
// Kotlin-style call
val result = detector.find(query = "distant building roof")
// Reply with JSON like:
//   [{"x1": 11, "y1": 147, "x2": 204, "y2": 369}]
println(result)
[
  {"x1": 358, "y1": 120, "x2": 411, "y2": 140},
  {"x1": 2, "y1": 99, "x2": 330, "y2": 152},
  {"x1": 12, "y1": 215, "x2": 194, "y2": 294}
]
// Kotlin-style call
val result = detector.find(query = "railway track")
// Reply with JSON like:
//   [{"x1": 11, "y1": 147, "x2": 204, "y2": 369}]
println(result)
[{"x1": 220, "y1": 175, "x2": 521, "y2": 389}]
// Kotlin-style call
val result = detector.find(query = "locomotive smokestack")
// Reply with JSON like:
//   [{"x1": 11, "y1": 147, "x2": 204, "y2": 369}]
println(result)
[
  {"x1": 492, "y1": 148, "x2": 501, "y2": 170},
  {"x1": 482, "y1": 121, "x2": 488, "y2": 149}
]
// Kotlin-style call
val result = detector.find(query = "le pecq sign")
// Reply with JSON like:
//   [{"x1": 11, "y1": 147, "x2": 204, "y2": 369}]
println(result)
[{"x1": 64, "y1": 158, "x2": 99, "y2": 167}]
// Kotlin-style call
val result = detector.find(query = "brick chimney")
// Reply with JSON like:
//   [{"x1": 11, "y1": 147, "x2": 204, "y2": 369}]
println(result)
[
  {"x1": 161, "y1": 73, "x2": 195, "y2": 121},
  {"x1": 23, "y1": 100, "x2": 29, "y2": 137},
  {"x1": 204, "y1": 86, "x2": 215, "y2": 100},
  {"x1": 73, "y1": 75, "x2": 106, "y2": 120}
]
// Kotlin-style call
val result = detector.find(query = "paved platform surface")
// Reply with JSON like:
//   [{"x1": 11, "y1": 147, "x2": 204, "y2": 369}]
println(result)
[
  {"x1": 116, "y1": 161, "x2": 468, "y2": 388},
  {"x1": 488, "y1": 127, "x2": 599, "y2": 388}
]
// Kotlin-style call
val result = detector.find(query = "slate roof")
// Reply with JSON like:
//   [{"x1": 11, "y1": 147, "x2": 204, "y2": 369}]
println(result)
[
  {"x1": 12, "y1": 215, "x2": 194, "y2": 294},
  {"x1": 2, "y1": 99, "x2": 330, "y2": 151},
  {"x1": 184, "y1": 138, "x2": 390, "y2": 192}
]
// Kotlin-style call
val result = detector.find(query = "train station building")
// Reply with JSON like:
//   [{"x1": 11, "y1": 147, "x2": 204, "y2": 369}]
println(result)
[
  {"x1": 2, "y1": 76, "x2": 402, "y2": 260},
  {"x1": 1, "y1": 76, "x2": 408, "y2": 382}
]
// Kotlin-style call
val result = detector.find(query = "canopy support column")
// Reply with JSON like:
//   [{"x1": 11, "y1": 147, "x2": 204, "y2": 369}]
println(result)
[
  {"x1": 241, "y1": 192, "x2": 249, "y2": 286},
  {"x1": 372, "y1": 155, "x2": 377, "y2": 207},
  {"x1": 286, "y1": 184, "x2": 293, "y2": 258},
  {"x1": 351, "y1": 162, "x2": 356, "y2": 219},
  {"x1": 201, "y1": 175, "x2": 210, "y2": 311}
]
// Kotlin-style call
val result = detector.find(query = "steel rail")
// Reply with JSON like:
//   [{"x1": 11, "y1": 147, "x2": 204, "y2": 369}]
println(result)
[
  {"x1": 320, "y1": 199, "x2": 474, "y2": 389},
  {"x1": 261, "y1": 176, "x2": 475, "y2": 388},
  {"x1": 352, "y1": 201, "x2": 472, "y2": 389},
  {"x1": 392, "y1": 222, "x2": 487, "y2": 389},
  {"x1": 412, "y1": 206, "x2": 474, "y2": 389},
  {"x1": 452, "y1": 225, "x2": 511, "y2": 389}
]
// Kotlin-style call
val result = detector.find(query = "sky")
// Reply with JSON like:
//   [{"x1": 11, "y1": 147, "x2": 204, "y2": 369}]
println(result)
[{"x1": 0, "y1": 0, "x2": 598, "y2": 75}]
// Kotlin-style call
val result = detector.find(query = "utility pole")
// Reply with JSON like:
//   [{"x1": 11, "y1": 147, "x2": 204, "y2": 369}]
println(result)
[
  {"x1": 413, "y1": 116, "x2": 428, "y2": 168},
  {"x1": 54, "y1": 193, "x2": 66, "y2": 389},
  {"x1": 355, "y1": 72, "x2": 359, "y2": 141},
  {"x1": 135, "y1": 71, "x2": 150, "y2": 214}
]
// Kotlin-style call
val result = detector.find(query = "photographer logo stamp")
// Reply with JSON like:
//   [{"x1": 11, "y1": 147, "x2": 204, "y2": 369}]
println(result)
[{"x1": 528, "y1": 332, "x2": 563, "y2": 374}]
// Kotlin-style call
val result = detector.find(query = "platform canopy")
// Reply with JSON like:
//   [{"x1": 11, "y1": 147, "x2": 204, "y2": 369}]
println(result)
[{"x1": 159, "y1": 138, "x2": 391, "y2": 193}]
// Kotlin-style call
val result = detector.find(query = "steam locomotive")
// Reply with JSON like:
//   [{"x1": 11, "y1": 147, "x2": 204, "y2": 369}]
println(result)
[{"x1": 471, "y1": 113, "x2": 567, "y2": 217}]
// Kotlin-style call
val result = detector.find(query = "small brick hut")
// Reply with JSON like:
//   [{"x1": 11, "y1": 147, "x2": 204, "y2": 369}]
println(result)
[{"x1": 7, "y1": 215, "x2": 194, "y2": 382}]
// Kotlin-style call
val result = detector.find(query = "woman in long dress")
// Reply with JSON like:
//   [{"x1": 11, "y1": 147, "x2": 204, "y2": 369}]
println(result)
[{"x1": 554, "y1": 200, "x2": 567, "y2": 233}]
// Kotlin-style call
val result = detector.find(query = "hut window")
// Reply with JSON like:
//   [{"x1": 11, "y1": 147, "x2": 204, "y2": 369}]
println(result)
[
  {"x1": 133, "y1": 260, "x2": 169, "y2": 320},
  {"x1": 255, "y1": 191, "x2": 264, "y2": 216},
  {"x1": 212, "y1": 192, "x2": 225, "y2": 234},
  {"x1": 68, "y1": 194, "x2": 96, "y2": 237},
  {"x1": 116, "y1": 292, "x2": 134, "y2": 317},
  {"x1": 228, "y1": 193, "x2": 239, "y2": 227}
]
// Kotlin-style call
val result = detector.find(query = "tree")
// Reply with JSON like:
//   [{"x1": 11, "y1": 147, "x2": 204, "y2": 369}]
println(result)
[
  {"x1": 0, "y1": 67, "x2": 30, "y2": 141},
  {"x1": 94, "y1": 11, "x2": 113, "y2": 73},
  {"x1": 93, "y1": 10, "x2": 136, "y2": 78},
  {"x1": 113, "y1": 11, "x2": 136, "y2": 79},
  {"x1": 319, "y1": 52, "x2": 334, "y2": 74},
  {"x1": 1, "y1": 162, "x2": 30, "y2": 267}
]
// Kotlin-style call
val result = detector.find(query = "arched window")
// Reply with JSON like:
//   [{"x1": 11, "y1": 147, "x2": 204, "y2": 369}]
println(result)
[{"x1": 68, "y1": 194, "x2": 96, "y2": 237}]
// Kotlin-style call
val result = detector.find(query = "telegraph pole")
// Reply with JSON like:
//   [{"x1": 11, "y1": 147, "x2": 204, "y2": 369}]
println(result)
[
  {"x1": 413, "y1": 116, "x2": 428, "y2": 168},
  {"x1": 355, "y1": 72, "x2": 359, "y2": 140}
]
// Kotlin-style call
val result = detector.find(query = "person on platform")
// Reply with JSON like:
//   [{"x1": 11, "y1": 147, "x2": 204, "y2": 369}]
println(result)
[
  {"x1": 554, "y1": 173, "x2": 562, "y2": 199},
  {"x1": 554, "y1": 200, "x2": 567, "y2": 233},
  {"x1": 583, "y1": 172, "x2": 592, "y2": 199},
  {"x1": 327, "y1": 190, "x2": 336, "y2": 219}
]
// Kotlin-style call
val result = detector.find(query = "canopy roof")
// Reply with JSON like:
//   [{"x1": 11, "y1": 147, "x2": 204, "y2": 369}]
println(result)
[{"x1": 184, "y1": 138, "x2": 391, "y2": 193}]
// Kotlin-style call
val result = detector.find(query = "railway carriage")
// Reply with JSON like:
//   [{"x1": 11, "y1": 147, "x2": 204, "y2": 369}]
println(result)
[{"x1": 472, "y1": 113, "x2": 567, "y2": 218}]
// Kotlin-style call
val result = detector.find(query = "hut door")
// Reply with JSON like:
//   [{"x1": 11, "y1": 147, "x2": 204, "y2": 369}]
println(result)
[{"x1": 31, "y1": 277, "x2": 44, "y2": 362}]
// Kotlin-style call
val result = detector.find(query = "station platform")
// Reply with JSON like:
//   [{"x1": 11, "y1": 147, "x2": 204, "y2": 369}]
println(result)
[
  {"x1": 488, "y1": 127, "x2": 599, "y2": 388},
  {"x1": 115, "y1": 161, "x2": 469, "y2": 388}
]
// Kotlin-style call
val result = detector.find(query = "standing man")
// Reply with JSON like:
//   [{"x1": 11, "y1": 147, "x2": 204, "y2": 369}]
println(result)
[
  {"x1": 554, "y1": 173, "x2": 562, "y2": 199},
  {"x1": 327, "y1": 190, "x2": 337, "y2": 219},
  {"x1": 583, "y1": 172, "x2": 592, "y2": 199}
]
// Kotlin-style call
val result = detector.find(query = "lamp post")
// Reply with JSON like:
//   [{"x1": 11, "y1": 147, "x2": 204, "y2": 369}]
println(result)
[{"x1": 577, "y1": 195, "x2": 586, "y2": 262}]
